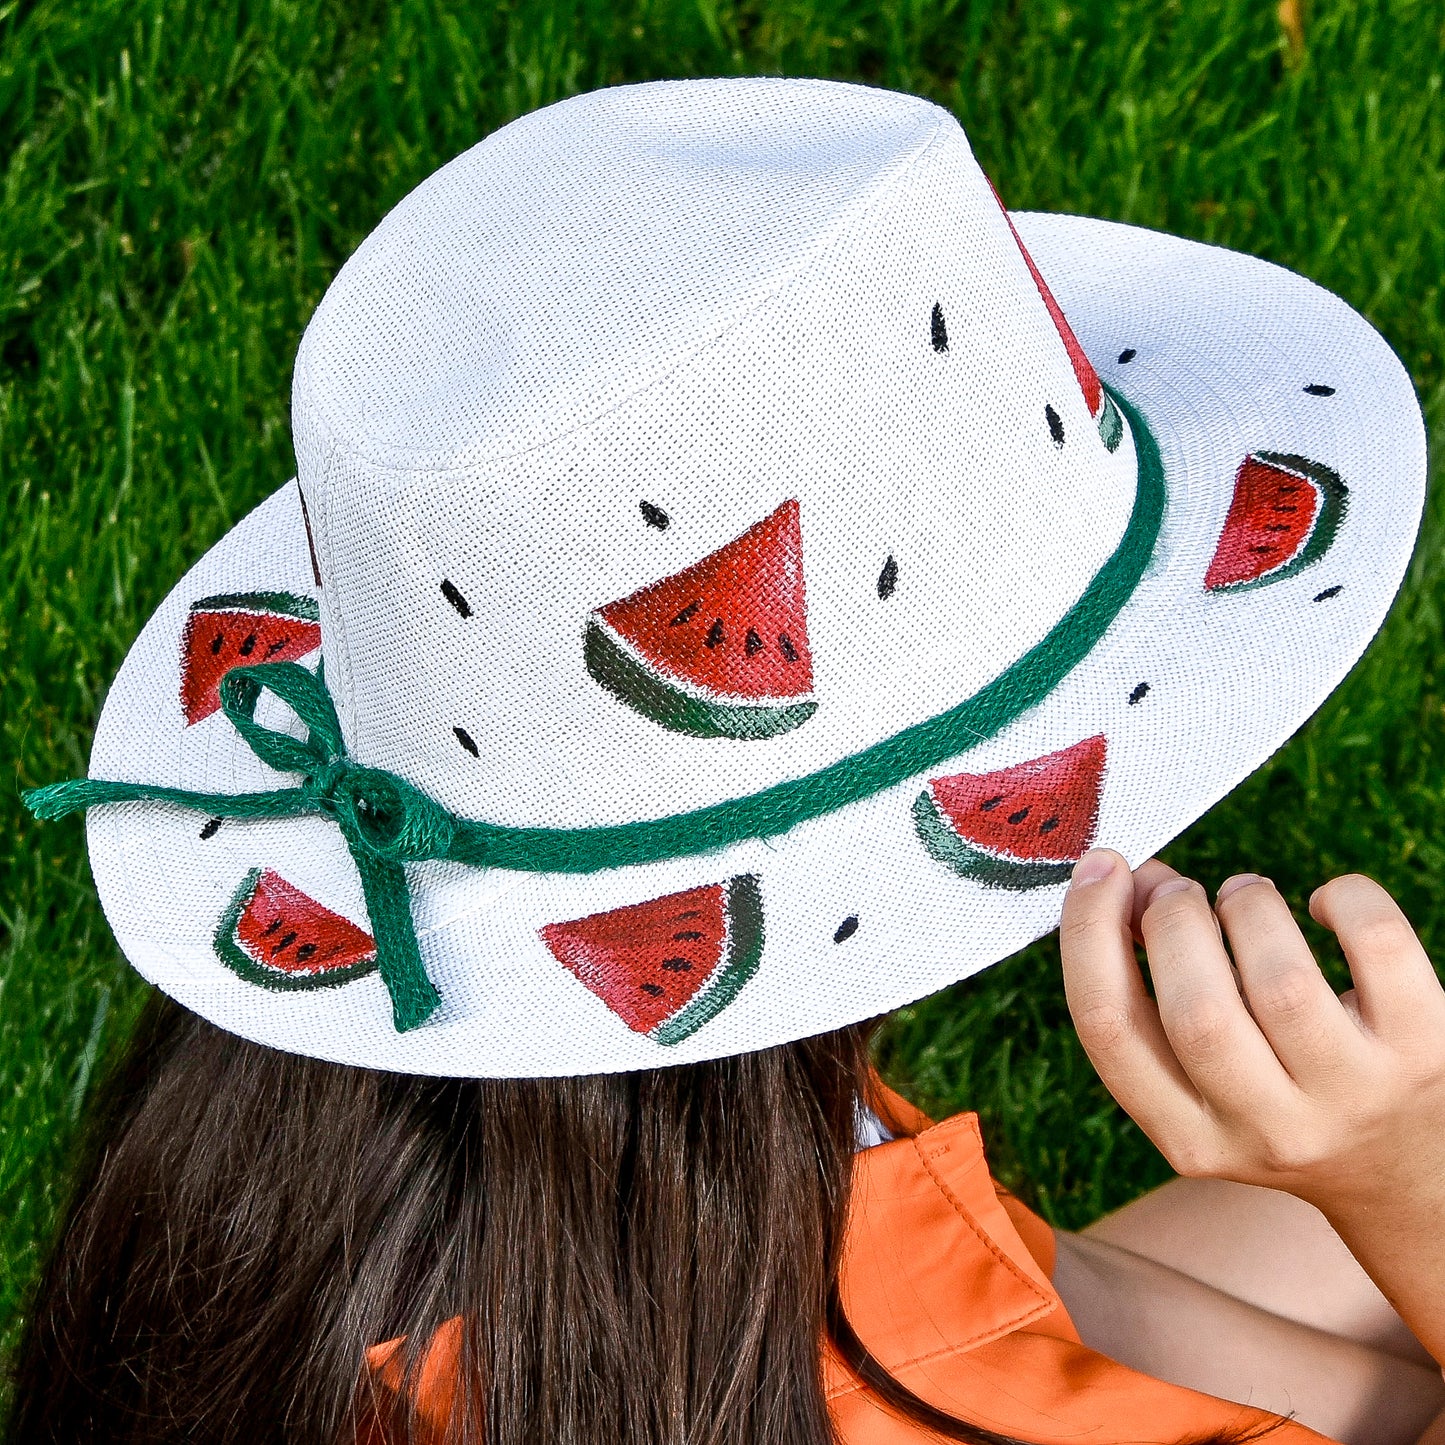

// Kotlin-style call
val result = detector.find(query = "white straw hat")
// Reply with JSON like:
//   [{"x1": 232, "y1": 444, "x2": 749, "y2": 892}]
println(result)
[{"x1": 30, "y1": 77, "x2": 1424, "y2": 1077}]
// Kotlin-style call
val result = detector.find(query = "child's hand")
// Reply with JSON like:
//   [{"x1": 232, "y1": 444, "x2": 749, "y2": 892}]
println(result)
[{"x1": 1059, "y1": 850, "x2": 1445, "y2": 1369}]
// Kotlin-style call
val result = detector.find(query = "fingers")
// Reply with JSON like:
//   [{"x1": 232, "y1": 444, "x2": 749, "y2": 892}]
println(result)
[
  {"x1": 1214, "y1": 876, "x2": 1365, "y2": 1085},
  {"x1": 1061, "y1": 851, "x2": 1211, "y2": 1145},
  {"x1": 1309, "y1": 875, "x2": 1445, "y2": 1045},
  {"x1": 1139, "y1": 876, "x2": 1297, "y2": 1117}
]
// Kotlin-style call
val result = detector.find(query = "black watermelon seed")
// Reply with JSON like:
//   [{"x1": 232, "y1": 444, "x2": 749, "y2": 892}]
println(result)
[
  {"x1": 745, "y1": 627, "x2": 764, "y2": 657},
  {"x1": 931, "y1": 302, "x2": 948, "y2": 352},
  {"x1": 265, "y1": 637, "x2": 288, "y2": 657},
  {"x1": 660, "y1": 956, "x2": 693, "y2": 972},
  {"x1": 440, "y1": 579, "x2": 472, "y2": 618},
  {"x1": 294, "y1": 942, "x2": 316, "y2": 964},
  {"x1": 1007, "y1": 807, "x2": 1030, "y2": 825},
  {"x1": 778, "y1": 633, "x2": 798, "y2": 662},
  {"x1": 705, "y1": 618, "x2": 725, "y2": 649},
  {"x1": 1039, "y1": 816, "x2": 1060, "y2": 834},
  {"x1": 209, "y1": 632, "x2": 224, "y2": 655},
  {"x1": 239, "y1": 632, "x2": 257, "y2": 657},
  {"x1": 673, "y1": 930, "x2": 704, "y2": 942},
  {"x1": 1303, "y1": 383, "x2": 1336, "y2": 397},
  {"x1": 454, "y1": 726, "x2": 479, "y2": 757},
  {"x1": 670, "y1": 600, "x2": 700, "y2": 627},
  {"x1": 1128, "y1": 681, "x2": 1150, "y2": 705},
  {"x1": 980, "y1": 794, "x2": 1004, "y2": 812},
  {"x1": 877, "y1": 555, "x2": 898, "y2": 600},
  {"x1": 641, "y1": 983, "x2": 665, "y2": 997},
  {"x1": 263, "y1": 917, "x2": 282, "y2": 937},
  {"x1": 1045, "y1": 404, "x2": 1065, "y2": 448},
  {"x1": 640, "y1": 500, "x2": 670, "y2": 529},
  {"x1": 199, "y1": 817, "x2": 223, "y2": 840},
  {"x1": 834, "y1": 915, "x2": 860, "y2": 943},
  {"x1": 676, "y1": 910, "x2": 702, "y2": 920},
  {"x1": 1313, "y1": 585, "x2": 1343, "y2": 602},
  {"x1": 1118, "y1": 348, "x2": 1137, "y2": 364},
  {"x1": 274, "y1": 930, "x2": 297, "y2": 956}
]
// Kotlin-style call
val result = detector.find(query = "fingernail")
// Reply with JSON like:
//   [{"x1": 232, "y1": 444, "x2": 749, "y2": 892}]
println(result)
[
  {"x1": 1217, "y1": 873, "x2": 1267, "y2": 903},
  {"x1": 1070, "y1": 849, "x2": 1116, "y2": 888},
  {"x1": 1148, "y1": 878, "x2": 1196, "y2": 902}
]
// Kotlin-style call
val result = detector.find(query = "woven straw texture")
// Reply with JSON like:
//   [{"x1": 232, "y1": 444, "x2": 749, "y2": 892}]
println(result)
[{"x1": 74, "y1": 77, "x2": 1423, "y2": 1076}]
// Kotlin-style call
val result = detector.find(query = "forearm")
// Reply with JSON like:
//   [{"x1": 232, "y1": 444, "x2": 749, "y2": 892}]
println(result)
[
  {"x1": 1321, "y1": 1190, "x2": 1445, "y2": 1374},
  {"x1": 1053, "y1": 1231, "x2": 1445, "y2": 1445}
]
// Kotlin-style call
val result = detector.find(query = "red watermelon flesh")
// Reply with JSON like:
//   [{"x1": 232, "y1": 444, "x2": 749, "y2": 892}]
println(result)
[
  {"x1": 928, "y1": 735, "x2": 1106, "y2": 863},
  {"x1": 215, "y1": 868, "x2": 377, "y2": 989},
  {"x1": 990, "y1": 181, "x2": 1104, "y2": 420},
  {"x1": 181, "y1": 591, "x2": 321, "y2": 724},
  {"x1": 595, "y1": 500, "x2": 812, "y2": 701},
  {"x1": 540, "y1": 877, "x2": 763, "y2": 1043},
  {"x1": 1204, "y1": 453, "x2": 1334, "y2": 590}
]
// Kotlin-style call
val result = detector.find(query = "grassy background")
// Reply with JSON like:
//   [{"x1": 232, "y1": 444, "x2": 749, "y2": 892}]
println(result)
[{"x1": 2, "y1": 0, "x2": 1442, "y2": 1385}]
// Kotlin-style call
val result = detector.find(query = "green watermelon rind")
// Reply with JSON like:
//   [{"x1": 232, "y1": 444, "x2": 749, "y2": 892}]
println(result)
[
  {"x1": 912, "y1": 791, "x2": 1078, "y2": 891},
  {"x1": 212, "y1": 867, "x2": 379, "y2": 992},
  {"x1": 651, "y1": 875, "x2": 764, "y2": 1046},
  {"x1": 1097, "y1": 392, "x2": 1123, "y2": 453},
  {"x1": 1207, "y1": 452, "x2": 1348, "y2": 594},
  {"x1": 585, "y1": 619, "x2": 817, "y2": 741},
  {"x1": 191, "y1": 590, "x2": 321, "y2": 621}
]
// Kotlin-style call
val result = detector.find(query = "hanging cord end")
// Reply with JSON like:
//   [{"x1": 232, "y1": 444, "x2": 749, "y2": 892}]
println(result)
[{"x1": 22, "y1": 778, "x2": 105, "y2": 821}]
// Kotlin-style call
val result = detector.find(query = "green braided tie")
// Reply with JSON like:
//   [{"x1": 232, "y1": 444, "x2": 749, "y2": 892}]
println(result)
[
  {"x1": 24, "y1": 662, "x2": 449, "y2": 1031},
  {"x1": 21, "y1": 385, "x2": 1168, "y2": 1036}
]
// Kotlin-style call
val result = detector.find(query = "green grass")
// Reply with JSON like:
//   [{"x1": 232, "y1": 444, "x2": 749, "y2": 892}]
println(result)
[{"x1": 2, "y1": 0, "x2": 1442, "y2": 1386}]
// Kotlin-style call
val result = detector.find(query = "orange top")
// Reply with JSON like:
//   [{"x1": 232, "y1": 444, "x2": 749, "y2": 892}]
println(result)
[{"x1": 363, "y1": 1091, "x2": 1338, "y2": 1445}]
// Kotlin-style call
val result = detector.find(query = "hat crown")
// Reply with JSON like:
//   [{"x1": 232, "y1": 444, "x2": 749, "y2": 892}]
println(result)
[{"x1": 290, "y1": 78, "x2": 1136, "y2": 832}]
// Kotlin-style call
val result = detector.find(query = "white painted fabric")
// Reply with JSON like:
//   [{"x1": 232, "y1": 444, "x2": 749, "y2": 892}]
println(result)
[{"x1": 79, "y1": 77, "x2": 1424, "y2": 1076}]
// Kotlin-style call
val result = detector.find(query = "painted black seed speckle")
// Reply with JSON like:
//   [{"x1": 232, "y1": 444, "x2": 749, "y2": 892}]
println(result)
[
  {"x1": 440, "y1": 579, "x2": 472, "y2": 618},
  {"x1": 1313, "y1": 585, "x2": 1344, "y2": 602},
  {"x1": 1039, "y1": 816, "x2": 1060, "y2": 834},
  {"x1": 199, "y1": 817, "x2": 223, "y2": 840},
  {"x1": 1045, "y1": 404, "x2": 1065, "y2": 448},
  {"x1": 778, "y1": 633, "x2": 799, "y2": 663},
  {"x1": 641, "y1": 983, "x2": 664, "y2": 997},
  {"x1": 640, "y1": 500, "x2": 670, "y2": 529},
  {"x1": 980, "y1": 794, "x2": 1004, "y2": 812},
  {"x1": 274, "y1": 931, "x2": 297, "y2": 956},
  {"x1": 1007, "y1": 807, "x2": 1030, "y2": 825},
  {"x1": 239, "y1": 632, "x2": 257, "y2": 657},
  {"x1": 295, "y1": 942, "x2": 317, "y2": 964},
  {"x1": 660, "y1": 956, "x2": 693, "y2": 972},
  {"x1": 1303, "y1": 383, "x2": 1336, "y2": 397},
  {"x1": 209, "y1": 632, "x2": 224, "y2": 655},
  {"x1": 1118, "y1": 348, "x2": 1137, "y2": 364},
  {"x1": 1128, "y1": 681, "x2": 1150, "y2": 705},
  {"x1": 877, "y1": 555, "x2": 898, "y2": 600},
  {"x1": 834, "y1": 915, "x2": 860, "y2": 943},
  {"x1": 705, "y1": 618, "x2": 725, "y2": 649},
  {"x1": 673, "y1": 931, "x2": 704, "y2": 942},
  {"x1": 931, "y1": 302, "x2": 948, "y2": 352},
  {"x1": 670, "y1": 600, "x2": 699, "y2": 627},
  {"x1": 454, "y1": 726, "x2": 479, "y2": 757},
  {"x1": 745, "y1": 627, "x2": 764, "y2": 657}
]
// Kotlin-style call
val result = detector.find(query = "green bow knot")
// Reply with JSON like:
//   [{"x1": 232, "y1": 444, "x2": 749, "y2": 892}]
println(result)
[{"x1": 24, "y1": 661, "x2": 446, "y2": 1032}]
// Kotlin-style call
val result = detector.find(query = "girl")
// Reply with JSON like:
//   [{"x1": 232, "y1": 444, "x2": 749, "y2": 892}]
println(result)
[{"x1": 8, "y1": 77, "x2": 1434, "y2": 1445}]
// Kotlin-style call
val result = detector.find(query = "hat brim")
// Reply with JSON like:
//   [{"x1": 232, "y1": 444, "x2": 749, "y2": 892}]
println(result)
[{"x1": 84, "y1": 212, "x2": 1425, "y2": 1076}]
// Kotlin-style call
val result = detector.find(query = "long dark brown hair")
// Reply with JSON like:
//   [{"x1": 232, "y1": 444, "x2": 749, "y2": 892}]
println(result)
[{"x1": 9, "y1": 992, "x2": 1286, "y2": 1445}]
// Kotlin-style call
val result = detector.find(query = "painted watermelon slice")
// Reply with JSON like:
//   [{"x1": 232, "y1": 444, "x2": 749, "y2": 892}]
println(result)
[
  {"x1": 540, "y1": 876, "x2": 763, "y2": 1046},
  {"x1": 1204, "y1": 452, "x2": 1347, "y2": 592},
  {"x1": 181, "y1": 591, "x2": 322, "y2": 724},
  {"x1": 914, "y1": 735, "x2": 1107, "y2": 889},
  {"x1": 213, "y1": 868, "x2": 378, "y2": 991},
  {"x1": 991, "y1": 184, "x2": 1122, "y2": 453},
  {"x1": 585, "y1": 500, "x2": 815, "y2": 740}
]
